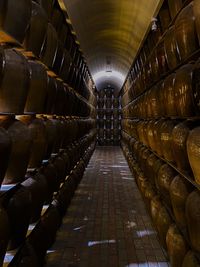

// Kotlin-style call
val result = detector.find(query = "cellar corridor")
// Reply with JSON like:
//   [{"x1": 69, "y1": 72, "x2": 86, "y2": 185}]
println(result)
[{"x1": 45, "y1": 147, "x2": 169, "y2": 267}]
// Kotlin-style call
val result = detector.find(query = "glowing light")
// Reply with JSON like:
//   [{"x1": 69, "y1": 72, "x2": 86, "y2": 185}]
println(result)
[
  {"x1": 88, "y1": 240, "x2": 116, "y2": 247},
  {"x1": 93, "y1": 70, "x2": 125, "y2": 83}
]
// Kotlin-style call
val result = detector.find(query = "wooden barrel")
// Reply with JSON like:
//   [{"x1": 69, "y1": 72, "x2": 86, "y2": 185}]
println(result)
[
  {"x1": 187, "y1": 127, "x2": 200, "y2": 184},
  {"x1": 0, "y1": 128, "x2": 12, "y2": 187},
  {"x1": 0, "y1": 0, "x2": 31, "y2": 44},
  {"x1": 186, "y1": 190, "x2": 200, "y2": 253},
  {"x1": 150, "y1": 195, "x2": 162, "y2": 227},
  {"x1": 1, "y1": 117, "x2": 32, "y2": 184},
  {"x1": 170, "y1": 175, "x2": 192, "y2": 228},
  {"x1": 28, "y1": 204, "x2": 61, "y2": 264},
  {"x1": 44, "y1": 76, "x2": 57, "y2": 115},
  {"x1": 159, "y1": 120, "x2": 178, "y2": 162},
  {"x1": 156, "y1": 206, "x2": 172, "y2": 249},
  {"x1": 163, "y1": 74, "x2": 177, "y2": 117},
  {"x1": 156, "y1": 39, "x2": 168, "y2": 76},
  {"x1": 18, "y1": 115, "x2": 47, "y2": 169},
  {"x1": 52, "y1": 41, "x2": 64, "y2": 74},
  {"x1": 172, "y1": 120, "x2": 196, "y2": 171},
  {"x1": 174, "y1": 64, "x2": 195, "y2": 117},
  {"x1": 8, "y1": 241, "x2": 38, "y2": 267},
  {"x1": 53, "y1": 79, "x2": 66, "y2": 115},
  {"x1": 192, "y1": 59, "x2": 200, "y2": 115},
  {"x1": 0, "y1": 48, "x2": 30, "y2": 114},
  {"x1": 35, "y1": 0, "x2": 55, "y2": 20},
  {"x1": 51, "y1": 6, "x2": 64, "y2": 32},
  {"x1": 0, "y1": 202, "x2": 10, "y2": 266},
  {"x1": 166, "y1": 224, "x2": 188, "y2": 267},
  {"x1": 159, "y1": 2, "x2": 171, "y2": 32},
  {"x1": 5, "y1": 185, "x2": 32, "y2": 250},
  {"x1": 40, "y1": 23, "x2": 58, "y2": 68},
  {"x1": 194, "y1": 0, "x2": 200, "y2": 46},
  {"x1": 182, "y1": 250, "x2": 200, "y2": 267},
  {"x1": 175, "y1": 2, "x2": 198, "y2": 61},
  {"x1": 146, "y1": 153, "x2": 159, "y2": 186},
  {"x1": 59, "y1": 49, "x2": 72, "y2": 82},
  {"x1": 22, "y1": 172, "x2": 48, "y2": 223},
  {"x1": 157, "y1": 163, "x2": 176, "y2": 207},
  {"x1": 23, "y1": 1, "x2": 48, "y2": 57},
  {"x1": 25, "y1": 60, "x2": 48, "y2": 114},
  {"x1": 164, "y1": 26, "x2": 180, "y2": 70},
  {"x1": 168, "y1": 0, "x2": 183, "y2": 19}
]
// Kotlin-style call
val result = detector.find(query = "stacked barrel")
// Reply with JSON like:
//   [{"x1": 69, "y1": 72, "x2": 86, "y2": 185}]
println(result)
[
  {"x1": 97, "y1": 88, "x2": 121, "y2": 145},
  {"x1": 0, "y1": 0, "x2": 97, "y2": 266},
  {"x1": 121, "y1": 1, "x2": 200, "y2": 266}
]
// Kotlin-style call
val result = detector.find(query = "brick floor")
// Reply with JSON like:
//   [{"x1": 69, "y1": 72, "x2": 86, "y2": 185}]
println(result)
[{"x1": 45, "y1": 146, "x2": 170, "y2": 267}]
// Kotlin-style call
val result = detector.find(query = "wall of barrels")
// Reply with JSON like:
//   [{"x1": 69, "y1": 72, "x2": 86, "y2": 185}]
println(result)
[
  {"x1": 121, "y1": 0, "x2": 200, "y2": 266},
  {"x1": 97, "y1": 88, "x2": 121, "y2": 146},
  {"x1": 0, "y1": 0, "x2": 97, "y2": 266}
]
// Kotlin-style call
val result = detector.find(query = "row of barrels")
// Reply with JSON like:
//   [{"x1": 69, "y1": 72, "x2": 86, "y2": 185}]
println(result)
[
  {"x1": 0, "y1": 47, "x2": 93, "y2": 116},
  {"x1": 97, "y1": 109, "x2": 121, "y2": 119},
  {"x1": 122, "y1": 0, "x2": 200, "y2": 107},
  {"x1": 0, "y1": 136, "x2": 96, "y2": 267},
  {"x1": 122, "y1": 138, "x2": 200, "y2": 267},
  {"x1": 0, "y1": 114, "x2": 95, "y2": 187},
  {"x1": 0, "y1": 0, "x2": 93, "y2": 98},
  {"x1": 97, "y1": 89, "x2": 121, "y2": 146},
  {"x1": 123, "y1": 61, "x2": 200, "y2": 118},
  {"x1": 98, "y1": 119, "x2": 121, "y2": 129},
  {"x1": 97, "y1": 98, "x2": 120, "y2": 109},
  {"x1": 122, "y1": 119, "x2": 200, "y2": 185}
]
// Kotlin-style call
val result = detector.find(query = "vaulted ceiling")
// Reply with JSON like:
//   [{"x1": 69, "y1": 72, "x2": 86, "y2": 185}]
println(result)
[{"x1": 61, "y1": 0, "x2": 163, "y2": 91}]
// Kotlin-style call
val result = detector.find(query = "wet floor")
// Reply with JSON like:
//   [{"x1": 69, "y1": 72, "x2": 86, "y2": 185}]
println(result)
[{"x1": 45, "y1": 146, "x2": 169, "y2": 267}]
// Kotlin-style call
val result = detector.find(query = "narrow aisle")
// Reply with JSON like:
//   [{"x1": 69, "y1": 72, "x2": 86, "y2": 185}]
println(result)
[{"x1": 46, "y1": 147, "x2": 169, "y2": 267}]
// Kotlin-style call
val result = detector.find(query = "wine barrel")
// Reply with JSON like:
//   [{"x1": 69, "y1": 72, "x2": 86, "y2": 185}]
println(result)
[
  {"x1": 194, "y1": 0, "x2": 200, "y2": 46},
  {"x1": 187, "y1": 127, "x2": 200, "y2": 184},
  {"x1": 28, "y1": 204, "x2": 61, "y2": 264},
  {"x1": 0, "y1": 48, "x2": 30, "y2": 114},
  {"x1": 163, "y1": 74, "x2": 177, "y2": 117},
  {"x1": 186, "y1": 190, "x2": 200, "y2": 253},
  {"x1": 1, "y1": 117, "x2": 32, "y2": 184},
  {"x1": 157, "y1": 164, "x2": 176, "y2": 206},
  {"x1": 59, "y1": 49, "x2": 72, "y2": 82},
  {"x1": 51, "y1": 6, "x2": 64, "y2": 32},
  {"x1": 40, "y1": 23, "x2": 58, "y2": 68},
  {"x1": 8, "y1": 241, "x2": 38, "y2": 267},
  {"x1": 166, "y1": 224, "x2": 187, "y2": 267},
  {"x1": 159, "y1": 2, "x2": 171, "y2": 32},
  {"x1": 192, "y1": 59, "x2": 200, "y2": 115},
  {"x1": 54, "y1": 79, "x2": 66, "y2": 115},
  {"x1": 5, "y1": 185, "x2": 32, "y2": 250},
  {"x1": 0, "y1": 0, "x2": 31, "y2": 44},
  {"x1": 170, "y1": 175, "x2": 192, "y2": 228},
  {"x1": 52, "y1": 41, "x2": 64, "y2": 75},
  {"x1": 23, "y1": 1, "x2": 48, "y2": 57},
  {"x1": 172, "y1": 120, "x2": 196, "y2": 171},
  {"x1": 0, "y1": 202, "x2": 10, "y2": 266},
  {"x1": 0, "y1": 128, "x2": 12, "y2": 187},
  {"x1": 18, "y1": 115, "x2": 47, "y2": 168},
  {"x1": 156, "y1": 39, "x2": 168, "y2": 76},
  {"x1": 156, "y1": 206, "x2": 172, "y2": 249},
  {"x1": 35, "y1": 0, "x2": 55, "y2": 20},
  {"x1": 174, "y1": 64, "x2": 195, "y2": 117},
  {"x1": 175, "y1": 2, "x2": 198, "y2": 61},
  {"x1": 159, "y1": 120, "x2": 178, "y2": 162},
  {"x1": 44, "y1": 76, "x2": 57, "y2": 115},
  {"x1": 164, "y1": 26, "x2": 180, "y2": 70},
  {"x1": 150, "y1": 195, "x2": 162, "y2": 227},
  {"x1": 168, "y1": 0, "x2": 183, "y2": 19},
  {"x1": 182, "y1": 250, "x2": 200, "y2": 267},
  {"x1": 22, "y1": 173, "x2": 48, "y2": 223},
  {"x1": 25, "y1": 60, "x2": 48, "y2": 114}
]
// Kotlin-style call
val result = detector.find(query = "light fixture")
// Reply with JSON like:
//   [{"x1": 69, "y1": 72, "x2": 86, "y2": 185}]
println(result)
[{"x1": 151, "y1": 17, "x2": 157, "y2": 31}]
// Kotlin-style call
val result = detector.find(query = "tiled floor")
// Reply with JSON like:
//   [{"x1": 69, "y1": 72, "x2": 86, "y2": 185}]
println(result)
[{"x1": 45, "y1": 146, "x2": 169, "y2": 267}]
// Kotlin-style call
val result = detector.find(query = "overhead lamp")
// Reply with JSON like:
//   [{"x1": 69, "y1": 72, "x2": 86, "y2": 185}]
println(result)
[{"x1": 151, "y1": 17, "x2": 158, "y2": 31}]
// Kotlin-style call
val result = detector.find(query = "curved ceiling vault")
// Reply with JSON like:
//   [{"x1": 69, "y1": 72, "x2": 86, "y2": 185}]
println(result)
[{"x1": 63, "y1": 0, "x2": 162, "y2": 91}]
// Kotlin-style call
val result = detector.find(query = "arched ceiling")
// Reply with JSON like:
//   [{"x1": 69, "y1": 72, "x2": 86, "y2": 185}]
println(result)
[{"x1": 62, "y1": 0, "x2": 163, "y2": 91}]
